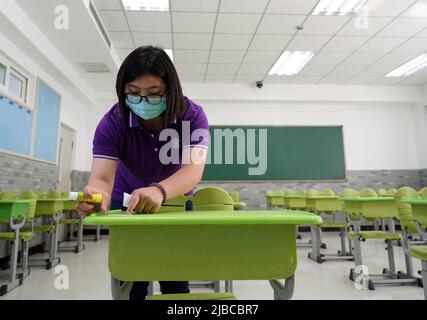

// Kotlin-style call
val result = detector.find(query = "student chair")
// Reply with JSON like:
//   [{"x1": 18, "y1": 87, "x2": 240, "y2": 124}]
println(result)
[
  {"x1": 345, "y1": 188, "x2": 420, "y2": 290},
  {"x1": 58, "y1": 192, "x2": 85, "y2": 254},
  {"x1": 228, "y1": 191, "x2": 247, "y2": 210},
  {"x1": 307, "y1": 188, "x2": 353, "y2": 263},
  {"x1": 377, "y1": 189, "x2": 388, "y2": 197},
  {"x1": 0, "y1": 192, "x2": 35, "y2": 295},
  {"x1": 284, "y1": 189, "x2": 310, "y2": 246},
  {"x1": 268, "y1": 190, "x2": 285, "y2": 208}
]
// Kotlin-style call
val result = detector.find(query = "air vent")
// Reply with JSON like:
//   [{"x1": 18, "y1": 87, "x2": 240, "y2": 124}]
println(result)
[
  {"x1": 89, "y1": 1, "x2": 112, "y2": 49},
  {"x1": 79, "y1": 62, "x2": 110, "y2": 73}
]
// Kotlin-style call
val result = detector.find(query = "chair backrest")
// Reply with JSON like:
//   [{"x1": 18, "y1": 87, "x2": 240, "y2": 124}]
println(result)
[
  {"x1": 19, "y1": 191, "x2": 38, "y2": 221},
  {"x1": 229, "y1": 191, "x2": 240, "y2": 203},
  {"x1": 394, "y1": 187, "x2": 419, "y2": 234},
  {"x1": 320, "y1": 188, "x2": 335, "y2": 196},
  {"x1": 46, "y1": 191, "x2": 62, "y2": 199},
  {"x1": 306, "y1": 189, "x2": 320, "y2": 197},
  {"x1": 0, "y1": 191, "x2": 17, "y2": 200},
  {"x1": 36, "y1": 192, "x2": 46, "y2": 199},
  {"x1": 377, "y1": 189, "x2": 388, "y2": 196},
  {"x1": 358, "y1": 188, "x2": 377, "y2": 197},
  {"x1": 387, "y1": 188, "x2": 397, "y2": 195},
  {"x1": 285, "y1": 189, "x2": 296, "y2": 196},
  {"x1": 419, "y1": 187, "x2": 427, "y2": 198},
  {"x1": 296, "y1": 189, "x2": 306, "y2": 196},
  {"x1": 340, "y1": 188, "x2": 358, "y2": 198},
  {"x1": 192, "y1": 187, "x2": 234, "y2": 211}
]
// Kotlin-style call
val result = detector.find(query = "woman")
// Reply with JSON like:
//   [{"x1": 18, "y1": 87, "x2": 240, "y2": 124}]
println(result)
[{"x1": 76, "y1": 46, "x2": 209, "y2": 300}]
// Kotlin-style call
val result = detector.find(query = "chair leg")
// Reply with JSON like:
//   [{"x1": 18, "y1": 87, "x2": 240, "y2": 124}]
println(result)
[
  {"x1": 386, "y1": 239, "x2": 396, "y2": 276},
  {"x1": 402, "y1": 232, "x2": 414, "y2": 277},
  {"x1": 270, "y1": 275, "x2": 295, "y2": 300}
]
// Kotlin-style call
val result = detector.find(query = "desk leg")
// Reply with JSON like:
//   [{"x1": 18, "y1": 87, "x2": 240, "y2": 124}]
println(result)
[{"x1": 269, "y1": 275, "x2": 294, "y2": 300}]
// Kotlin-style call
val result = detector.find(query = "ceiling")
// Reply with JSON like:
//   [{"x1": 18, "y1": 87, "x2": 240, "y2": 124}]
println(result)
[{"x1": 93, "y1": 0, "x2": 427, "y2": 86}]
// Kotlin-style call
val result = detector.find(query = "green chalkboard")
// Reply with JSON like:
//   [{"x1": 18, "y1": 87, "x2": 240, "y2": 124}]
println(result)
[{"x1": 202, "y1": 126, "x2": 346, "y2": 181}]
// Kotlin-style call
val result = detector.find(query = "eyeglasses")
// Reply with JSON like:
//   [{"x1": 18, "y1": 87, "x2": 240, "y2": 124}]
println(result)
[{"x1": 126, "y1": 94, "x2": 166, "y2": 105}]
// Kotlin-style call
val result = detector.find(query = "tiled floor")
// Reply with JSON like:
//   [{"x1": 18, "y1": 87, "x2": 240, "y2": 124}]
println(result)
[{"x1": 0, "y1": 232, "x2": 424, "y2": 300}]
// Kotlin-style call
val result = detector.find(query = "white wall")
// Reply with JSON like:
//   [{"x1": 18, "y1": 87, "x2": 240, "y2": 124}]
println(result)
[
  {"x1": 199, "y1": 101, "x2": 420, "y2": 171},
  {"x1": 0, "y1": 20, "x2": 91, "y2": 171},
  {"x1": 412, "y1": 83, "x2": 427, "y2": 169}
]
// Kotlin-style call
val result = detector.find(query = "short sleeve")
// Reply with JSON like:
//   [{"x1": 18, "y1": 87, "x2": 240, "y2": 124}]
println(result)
[
  {"x1": 92, "y1": 114, "x2": 121, "y2": 161},
  {"x1": 183, "y1": 106, "x2": 210, "y2": 150}
]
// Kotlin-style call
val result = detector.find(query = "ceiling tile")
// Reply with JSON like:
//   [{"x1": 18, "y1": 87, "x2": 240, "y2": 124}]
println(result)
[
  {"x1": 338, "y1": 17, "x2": 393, "y2": 37},
  {"x1": 415, "y1": 27, "x2": 427, "y2": 38},
  {"x1": 257, "y1": 15, "x2": 305, "y2": 34},
  {"x1": 132, "y1": 32, "x2": 172, "y2": 48},
  {"x1": 109, "y1": 32, "x2": 134, "y2": 48},
  {"x1": 172, "y1": 12, "x2": 216, "y2": 33},
  {"x1": 249, "y1": 34, "x2": 292, "y2": 50},
  {"x1": 205, "y1": 74, "x2": 235, "y2": 83},
  {"x1": 212, "y1": 34, "x2": 252, "y2": 50},
  {"x1": 328, "y1": 64, "x2": 367, "y2": 77},
  {"x1": 174, "y1": 33, "x2": 213, "y2": 49},
  {"x1": 174, "y1": 50, "x2": 210, "y2": 63},
  {"x1": 317, "y1": 76, "x2": 350, "y2": 84},
  {"x1": 357, "y1": 65, "x2": 393, "y2": 77},
  {"x1": 286, "y1": 35, "x2": 332, "y2": 51},
  {"x1": 266, "y1": 0, "x2": 318, "y2": 15},
  {"x1": 310, "y1": 52, "x2": 350, "y2": 64},
  {"x1": 363, "y1": 0, "x2": 418, "y2": 17},
  {"x1": 238, "y1": 64, "x2": 271, "y2": 75},
  {"x1": 117, "y1": 48, "x2": 134, "y2": 60},
  {"x1": 342, "y1": 52, "x2": 384, "y2": 66},
  {"x1": 300, "y1": 16, "x2": 351, "y2": 36},
  {"x1": 321, "y1": 36, "x2": 369, "y2": 52},
  {"x1": 299, "y1": 64, "x2": 337, "y2": 76},
  {"x1": 171, "y1": 0, "x2": 220, "y2": 12},
  {"x1": 99, "y1": 11, "x2": 129, "y2": 32},
  {"x1": 391, "y1": 38, "x2": 427, "y2": 54},
  {"x1": 290, "y1": 75, "x2": 323, "y2": 84},
  {"x1": 94, "y1": 0, "x2": 122, "y2": 10},
  {"x1": 243, "y1": 51, "x2": 281, "y2": 64},
  {"x1": 358, "y1": 37, "x2": 408, "y2": 53},
  {"x1": 373, "y1": 53, "x2": 421, "y2": 66},
  {"x1": 402, "y1": 0, "x2": 427, "y2": 17},
  {"x1": 209, "y1": 50, "x2": 246, "y2": 63},
  {"x1": 175, "y1": 63, "x2": 207, "y2": 74},
  {"x1": 220, "y1": 0, "x2": 269, "y2": 13},
  {"x1": 215, "y1": 14, "x2": 262, "y2": 34},
  {"x1": 345, "y1": 76, "x2": 379, "y2": 85},
  {"x1": 207, "y1": 63, "x2": 240, "y2": 74},
  {"x1": 377, "y1": 18, "x2": 427, "y2": 37},
  {"x1": 179, "y1": 74, "x2": 205, "y2": 83},
  {"x1": 126, "y1": 11, "x2": 171, "y2": 32}
]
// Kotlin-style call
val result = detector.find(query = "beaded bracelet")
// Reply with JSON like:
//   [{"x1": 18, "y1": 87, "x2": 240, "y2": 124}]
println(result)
[{"x1": 149, "y1": 182, "x2": 167, "y2": 204}]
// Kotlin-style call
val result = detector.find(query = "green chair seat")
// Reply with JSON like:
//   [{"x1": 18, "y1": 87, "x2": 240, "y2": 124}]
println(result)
[
  {"x1": 348, "y1": 231, "x2": 401, "y2": 240},
  {"x1": 319, "y1": 221, "x2": 347, "y2": 229},
  {"x1": 60, "y1": 219, "x2": 80, "y2": 224},
  {"x1": 233, "y1": 201, "x2": 247, "y2": 210},
  {"x1": 146, "y1": 292, "x2": 237, "y2": 300},
  {"x1": 410, "y1": 246, "x2": 427, "y2": 261},
  {"x1": 0, "y1": 231, "x2": 33, "y2": 241}
]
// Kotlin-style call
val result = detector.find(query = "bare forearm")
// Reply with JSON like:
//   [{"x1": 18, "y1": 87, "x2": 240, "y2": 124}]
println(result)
[
  {"x1": 160, "y1": 164, "x2": 204, "y2": 199},
  {"x1": 87, "y1": 175, "x2": 114, "y2": 196}
]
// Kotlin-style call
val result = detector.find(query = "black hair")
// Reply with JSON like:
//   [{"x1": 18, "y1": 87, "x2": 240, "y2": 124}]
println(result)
[{"x1": 116, "y1": 46, "x2": 186, "y2": 127}]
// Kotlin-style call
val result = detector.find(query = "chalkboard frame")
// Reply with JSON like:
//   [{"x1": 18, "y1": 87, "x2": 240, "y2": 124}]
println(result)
[{"x1": 202, "y1": 125, "x2": 347, "y2": 182}]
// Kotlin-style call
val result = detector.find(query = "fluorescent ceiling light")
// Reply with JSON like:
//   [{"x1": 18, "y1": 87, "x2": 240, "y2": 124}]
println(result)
[
  {"x1": 165, "y1": 49, "x2": 174, "y2": 62},
  {"x1": 385, "y1": 54, "x2": 427, "y2": 77},
  {"x1": 121, "y1": 0, "x2": 169, "y2": 11},
  {"x1": 269, "y1": 51, "x2": 315, "y2": 76},
  {"x1": 312, "y1": 0, "x2": 368, "y2": 16}
]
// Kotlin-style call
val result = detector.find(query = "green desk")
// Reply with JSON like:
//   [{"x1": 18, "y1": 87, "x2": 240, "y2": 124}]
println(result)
[
  {"x1": 283, "y1": 195, "x2": 306, "y2": 210},
  {"x1": 266, "y1": 194, "x2": 285, "y2": 208},
  {"x1": 84, "y1": 210, "x2": 322, "y2": 300},
  {"x1": 401, "y1": 198, "x2": 427, "y2": 299},
  {"x1": 340, "y1": 197, "x2": 398, "y2": 220},
  {"x1": 0, "y1": 199, "x2": 35, "y2": 296}
]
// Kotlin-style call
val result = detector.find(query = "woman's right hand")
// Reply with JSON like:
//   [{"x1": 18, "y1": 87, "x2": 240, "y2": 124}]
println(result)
[{"x1": 75, "y1": 186, "x2": 110, "y2": 217}]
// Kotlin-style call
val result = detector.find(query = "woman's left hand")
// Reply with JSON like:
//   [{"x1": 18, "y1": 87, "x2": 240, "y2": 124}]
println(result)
[{"x1": 126, "y1": 186, "x2": 164, "y2": 214}]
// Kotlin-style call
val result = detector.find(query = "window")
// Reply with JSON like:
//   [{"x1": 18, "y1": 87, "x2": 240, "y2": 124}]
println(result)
[
  {"x1": 0, "y1": 64, "x2": 5, "y2": 85},
  {"x1": 8, "y1": 68, "x2": 27, "y2": 101}
]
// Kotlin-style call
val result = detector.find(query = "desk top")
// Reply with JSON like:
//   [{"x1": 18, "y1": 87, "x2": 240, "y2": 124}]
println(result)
[
  {"x1": 84, "y1": 210, "x2": 322, "y2": 226},
  {"x1": 0, "y1": 199, "x2": 35, "y2": 204},
  {"x1": 305, "y1": 196, "x2": 339, "y2": 200},
  {"x1": 340, "y1": 197, "x2": 394, "y2": 202},
  {"x1": 401, "y1": 199, "x2": 427, "y2": 205}
]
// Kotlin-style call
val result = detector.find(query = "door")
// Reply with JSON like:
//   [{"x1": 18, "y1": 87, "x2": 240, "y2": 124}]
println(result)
[{"x1": 57, "y1": 123, "x2": 75, "y2": 192}]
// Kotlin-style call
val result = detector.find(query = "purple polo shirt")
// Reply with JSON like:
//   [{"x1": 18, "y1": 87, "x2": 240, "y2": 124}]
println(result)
[{"x1": 92, "y1": 97, "x2": 209, "y2": 202}]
